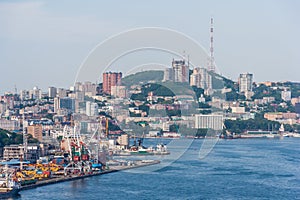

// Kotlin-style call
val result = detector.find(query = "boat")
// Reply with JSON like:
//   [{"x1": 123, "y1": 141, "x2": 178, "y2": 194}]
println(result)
[
  {"x1": 147, "y1": 143, "x2": 170, "y2": 155},
  {"x1": 113, "y1": 133, "x2": 170, "y2": 156},
  {"x1": 115, "y1": 143, "x2": 170, "y2": 156},
  {"x1": 0, "y1": 187, "x2": 20, "y2": 198},
  {"x1": 128, "y1": 145, "x2": 149, "y2": 154},
  {"x1": 220, "y1": 133, "x2": 241, "y2": 139},
  {"x1": 0, "y1": 165, "x2": 21, "y2": 198},
  {"x1": 291, "y1": 133, "x2": 300, "y2": 138},
  {"x1": 263, "y1": 134, "x2": 275, "y2": 138}
]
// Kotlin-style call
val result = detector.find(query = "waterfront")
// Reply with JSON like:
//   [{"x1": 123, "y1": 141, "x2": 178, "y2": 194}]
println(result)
[{"x1": 16, "y1": 138, "x2": 300, "y2": 200}]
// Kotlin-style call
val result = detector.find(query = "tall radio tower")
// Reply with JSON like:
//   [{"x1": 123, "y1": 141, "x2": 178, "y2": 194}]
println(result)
[{"x1": 208, "y1": 17, "x2": 215, "y2": 72}]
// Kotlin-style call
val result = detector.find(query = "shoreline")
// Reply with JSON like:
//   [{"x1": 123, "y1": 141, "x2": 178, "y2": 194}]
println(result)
[{"x1": 20, "y1": 160, "x2": 160, "y2": 191}]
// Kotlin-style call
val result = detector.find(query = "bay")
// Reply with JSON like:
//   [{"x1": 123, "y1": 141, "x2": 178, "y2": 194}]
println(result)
[{"x1": 17, "y1": 138, "x2": 300, "y2": 200}]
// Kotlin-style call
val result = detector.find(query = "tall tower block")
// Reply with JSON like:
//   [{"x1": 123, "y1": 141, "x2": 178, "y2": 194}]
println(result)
[{"x1": 208, "y1": 17, "x2": 215, "y2": 72}]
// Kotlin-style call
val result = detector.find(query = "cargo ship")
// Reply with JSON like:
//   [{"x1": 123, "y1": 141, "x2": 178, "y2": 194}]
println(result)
[
  {"x1": 0, "y1": 166, "x2": 21, "y2": 198},
  {"x1": 0, "y1": 185, "x2": 20, "y2": 198}
]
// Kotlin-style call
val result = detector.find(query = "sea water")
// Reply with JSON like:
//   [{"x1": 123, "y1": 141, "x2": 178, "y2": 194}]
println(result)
[{"x1": 17, "y1": 138, "x2": 300, "y2": 200}]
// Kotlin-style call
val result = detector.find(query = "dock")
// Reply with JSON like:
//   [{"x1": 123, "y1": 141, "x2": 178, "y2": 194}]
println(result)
[{"x1": 20, "y1": 160, "x2": 160, "y2": 191}]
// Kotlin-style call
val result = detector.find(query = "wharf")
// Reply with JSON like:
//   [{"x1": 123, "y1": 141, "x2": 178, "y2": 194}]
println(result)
[{"x1": 20, "y1": 160, "x2": 160, "y2": 191}]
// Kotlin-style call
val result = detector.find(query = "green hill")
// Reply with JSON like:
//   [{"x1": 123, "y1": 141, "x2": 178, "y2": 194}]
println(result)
[
  {"x1": 122, "y1": 70, "x2": 164, "y2": 86},
  {"x1": 209, "y1": 71, "x2": 236, "y2": 90}
]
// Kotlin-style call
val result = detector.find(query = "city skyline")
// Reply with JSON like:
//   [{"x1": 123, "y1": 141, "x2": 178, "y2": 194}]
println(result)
[
  {"x1": 1, "y1": 0, "x2": 300, "y2": 94},
  {"x1": 1, "y1": 1, "x2": 300, "y2": 199}
]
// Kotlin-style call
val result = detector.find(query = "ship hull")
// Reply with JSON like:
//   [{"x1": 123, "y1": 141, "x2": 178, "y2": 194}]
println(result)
[{"x1": 0, "y1": 188, "x2": 20, "y2": 198}]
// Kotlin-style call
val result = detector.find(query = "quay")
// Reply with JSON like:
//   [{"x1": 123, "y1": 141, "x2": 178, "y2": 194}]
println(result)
[{"x1": 20, "y1": 160, "x2": 160, "y2": 191}]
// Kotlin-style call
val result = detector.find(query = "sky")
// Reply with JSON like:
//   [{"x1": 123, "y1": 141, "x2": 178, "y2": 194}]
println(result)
[{"x1": 0, "y1": 0, "x2": 299, "y2": 94}]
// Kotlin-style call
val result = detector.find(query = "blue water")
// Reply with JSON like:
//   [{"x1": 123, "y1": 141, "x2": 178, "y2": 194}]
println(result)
[{"x1": 17, "y1": 138, "x2": 300, "y2": 199}]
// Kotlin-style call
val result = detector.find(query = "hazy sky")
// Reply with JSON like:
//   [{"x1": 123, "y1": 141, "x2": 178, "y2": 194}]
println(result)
[{"x1": 0, "y1": 0, "x2": 299, "y2": 94}]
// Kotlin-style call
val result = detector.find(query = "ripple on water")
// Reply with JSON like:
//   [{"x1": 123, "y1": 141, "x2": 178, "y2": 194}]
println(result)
[{"x1": 18, "y1": 138, "x2": 300, "y2": 200}]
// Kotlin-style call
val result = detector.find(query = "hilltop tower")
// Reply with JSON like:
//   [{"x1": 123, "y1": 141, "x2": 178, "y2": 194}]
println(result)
[{"x1": 208, "y1": 17, "x2": 215, "y2": 72}]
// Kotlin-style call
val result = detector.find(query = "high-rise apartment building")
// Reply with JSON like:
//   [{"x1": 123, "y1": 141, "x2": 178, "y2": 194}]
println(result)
[
  {"x1": 102, "y1": 72, "x2": 122, "y2": 95},
  {"x1": 172, "y1": 60, "x2": 189, "y2": 83},
  {"x1": 29, "y1": 87, "x2": 42, "y2": 100},
  {"x1": 54, "y1": 97, "x2": 75, "y2": 113},
  {"x1": 163, "y1": 68, "x2": 173, "y2": 82},
  {"x1": 190, "y1": 72, "x2": 201, "y2": 87},
  {"x1": 238, "y1": 73, "x2": 253, "y2": 93},
  {"x1": 57, "y1": 88, "x2": 68, "y2": 98},
  {"x1": 82, "y1": 81, "x2": 97, "y2": 97},
  {"x1": 111, "y1": 86, "x2": 127, "y2": 98},
  {"x1": 238, "y1": 73, "x2": 253, "y2": 99},
  {"x1": 86, "y1": 101, "x2": 99, "y2": 116},
  {"x1": 27, "y1": 124, "x2": 43, "y2": 142},
  {"x1": 163, "y1": 59, "x2": 189, "y2": 83},
  {"x1": 74, "y1": 82, "x2": 97, "y2": 97},
  {"x1": 281, "y1": 89, "x2": 291, "y2": 102},
  {"x1": 20, "y1": 90, "x2": 29, "y2": 100},
  {"x1": 190, "y1": 67, "x2": 212, "y2": 89},
  {"x1": 48, "y1": 87, "x2": 57, "y2": 98}
]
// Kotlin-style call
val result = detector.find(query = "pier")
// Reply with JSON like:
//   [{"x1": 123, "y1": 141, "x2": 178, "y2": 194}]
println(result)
[{"x1": 20, "y1": 160, "x2": 160, "y2": 191}]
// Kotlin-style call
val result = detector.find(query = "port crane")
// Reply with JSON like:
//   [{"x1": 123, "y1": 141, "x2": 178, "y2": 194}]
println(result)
[{"x1": 62, "y1": 125, "x2": 92, "y2": 176}]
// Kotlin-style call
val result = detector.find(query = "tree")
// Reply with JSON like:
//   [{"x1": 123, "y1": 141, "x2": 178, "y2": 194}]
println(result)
[
  {"x1": 131, "y1": 93, "x2": 146, "y2": 101},
  {"x1": 138, "y1": 104, "x2": 149, "y2": 114},
  {"x1": 45, "y1": 113, "x2": 54, "y2": 120},
  {"x1": 199, "y1": 109, "x2": 212, "y2": 114},
  {"x1": 224, "y1": 117, "x2": 281, "y2": 134},
  {"x1": 27, "y1": 134, "x2": 39, "y2": 143},
  {"x1": 192, "y1": 86, "x2": 204, "y2": 99},
  {"x1": 195, "y1": 129, "x2": 208, "y2": 138},
  {"x1": 57, "y1": 136, "x2": 63, "y2": 143},
  {"x1": 198, "y1": 102, "x2": 211, "y2": 109},
  {"x1": 226, "y1": 91, "x2": 239, "y2": 101},
  {"x1": 169, "y1": 124, "x2": 179, "y2": 133},
  {"x1": 166, "y1": 109, "x2": 181, "y2": 118},
  {"x1": 0, "y1": 129, "x2": 23, "y2": 146}
]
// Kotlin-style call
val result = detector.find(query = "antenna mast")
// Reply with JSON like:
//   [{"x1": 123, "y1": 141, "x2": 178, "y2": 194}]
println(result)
[
  {"x1": 209, "y1": 17, "x2": 215, "y2": 72},
  {"x1": 14, "y1": 84, "x2": 17, "y2": 95}
]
